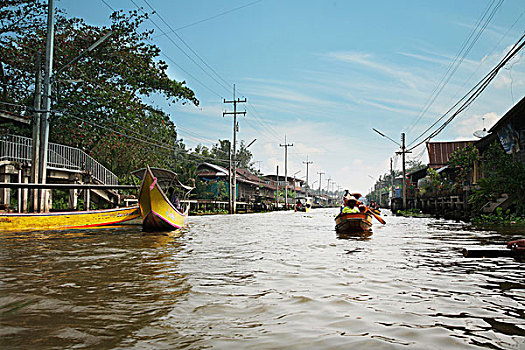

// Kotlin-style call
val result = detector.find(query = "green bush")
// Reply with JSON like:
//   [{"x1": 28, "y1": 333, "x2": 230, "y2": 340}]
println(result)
[{"x1": 471, "y1": 207, "x2": 525, "y2": 225}]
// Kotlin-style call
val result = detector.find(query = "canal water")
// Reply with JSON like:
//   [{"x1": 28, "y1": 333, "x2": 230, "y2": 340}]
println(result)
[{"x1": 1, "y1": 208, "x2": 524, "y2": 349}]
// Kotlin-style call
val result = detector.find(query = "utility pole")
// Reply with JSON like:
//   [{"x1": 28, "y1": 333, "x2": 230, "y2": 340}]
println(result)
[
  {"x1": 390, "y1": 157, "x2": 394, "y2": 208},
  {"x1": 395, "y1": 133, "x2": 410, "y2": 209},
  {"x1": 38, "y1": 0, "x2": 55, "y2": 212},
  {"x1": 275, "y1": 165, "x2": 279, "y2": 208},
  {"x1": 372, "y1": 128, "x2": 411, "y2": 210},
  {"x1": 317, "y1": 172, "x2": 324, "y2": 194},
  {"x1": 30, "y1": 53, "x2": 42, "y2": 212},
  {"x1": 303, "y1": 156, "x2": 313, "y2": 198},
  {"x1": 228, "y1": 143, "x2": 232, "y2": 213},
  {"x1": 280, "y1": 136, "x2": 293, "y2": 209},
  {"x1": 223, "y1": 84, "x2": 246, "y2": 214}
]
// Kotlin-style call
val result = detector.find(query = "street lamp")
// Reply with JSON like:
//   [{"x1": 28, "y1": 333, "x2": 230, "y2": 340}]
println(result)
[{"x1": 372, "y1": 128, "x2": 410, "y2": 209}]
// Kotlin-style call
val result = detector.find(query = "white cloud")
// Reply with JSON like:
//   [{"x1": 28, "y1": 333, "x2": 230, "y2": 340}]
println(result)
[
  {"x1": 324, "y1": 51, "x2": 420, "y2": 89},
  {"x1": 454, "y1": 111, "x2": 500, "y2": 138}
]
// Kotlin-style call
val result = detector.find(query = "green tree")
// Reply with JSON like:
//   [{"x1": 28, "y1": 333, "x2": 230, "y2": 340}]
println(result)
[
  {"x1": 1, "y1": 3, "x2": 198, "y2": 180},
  {"x1": 473, "y1": 142, "x2": 525, "y2": 214},
  {"x1": 447, "y1": 144, "x2": 479, "y2": 185}
]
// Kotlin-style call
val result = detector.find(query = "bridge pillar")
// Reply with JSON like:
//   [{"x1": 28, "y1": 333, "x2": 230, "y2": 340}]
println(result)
[
  {"x1": 69, "y1": 189, "x2": 78, "y2": 210},
  {"x1": 0, "y1": 173, "x2": 10, "y2": 210}
]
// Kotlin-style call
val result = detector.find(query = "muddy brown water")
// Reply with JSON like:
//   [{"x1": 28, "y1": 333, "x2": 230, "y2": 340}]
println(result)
[{"x1": 1, "y1": 208, "x2": 524, "y2": 349}]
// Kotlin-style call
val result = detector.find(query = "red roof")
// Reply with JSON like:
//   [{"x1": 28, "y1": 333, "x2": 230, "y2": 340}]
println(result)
[{"x1": 426, "y1": 141, "x2": 473, "y2": 168}]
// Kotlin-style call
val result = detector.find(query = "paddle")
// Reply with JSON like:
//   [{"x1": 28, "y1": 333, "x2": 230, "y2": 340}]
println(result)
[{"x1": 367, "y1": 208, "x2": 386, "y2": 224}]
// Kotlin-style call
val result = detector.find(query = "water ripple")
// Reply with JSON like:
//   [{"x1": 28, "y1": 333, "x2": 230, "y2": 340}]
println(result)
[{"x1": 1, "y1": 209, "x2": 524, "y2": 348}]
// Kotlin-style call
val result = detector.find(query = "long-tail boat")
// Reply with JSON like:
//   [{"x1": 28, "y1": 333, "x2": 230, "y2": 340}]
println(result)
[
  {"x1": 132, "y1": 166, "x2": 193, "y2": 232},
  {"x1": 294, "y1": 196, "x2": 312, "y2": 212},
  {"x1": 335, "y1": 211, "x2": 373, "y2": 236},
  {"x1": 334, "y1": 207, "x2": 386, "y2": 237},
  {"x1": 0, "y1": 206, "x2": 140, "y2": 231}
]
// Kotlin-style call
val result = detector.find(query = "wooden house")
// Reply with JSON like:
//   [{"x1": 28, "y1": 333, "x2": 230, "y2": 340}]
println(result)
[{"x1": 195, "y1": 162, "x2": 275, "y2": 203}]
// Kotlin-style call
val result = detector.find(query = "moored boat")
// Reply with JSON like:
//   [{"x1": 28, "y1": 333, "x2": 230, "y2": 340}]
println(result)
[
  {"x1": 133, "y1": 166, "x2": 193, "y2": 232},
  {"x1": 0, "y1": 206, "x2": 140, "y2": 231}
]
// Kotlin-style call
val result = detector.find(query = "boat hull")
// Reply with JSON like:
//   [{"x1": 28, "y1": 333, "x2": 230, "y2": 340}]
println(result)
[
  {"x1": 138, "y1": 166, "x2": 189, "y2": 232},
  {"x1": 335, "y1": 212, "x2": 373, "y2": 236},
  {"x1": 0, "y1": 206, "x2": 140, "y2": 231}
]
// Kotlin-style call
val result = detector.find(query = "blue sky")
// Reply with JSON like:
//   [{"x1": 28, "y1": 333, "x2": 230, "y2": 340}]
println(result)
[{"x1": 60, "y1": 0, "x2": 525, "y2": 193}]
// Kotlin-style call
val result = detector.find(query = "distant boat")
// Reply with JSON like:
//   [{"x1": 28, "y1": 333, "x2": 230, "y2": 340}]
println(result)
[
  {"x1": 133, "y1": 166, "x2": 193, "y2": 232},
  {"x1": 0, "y1": 206, "x2": 140, "y2": 231},
  {"x1": 294, "y1": 196, "x2": 312, "y2": 212}
]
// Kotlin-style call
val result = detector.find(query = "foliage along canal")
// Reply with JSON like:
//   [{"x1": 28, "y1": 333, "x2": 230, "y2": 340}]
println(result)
[{"x1": 1, "y1": 208, "x2": 524, "y2": 349}]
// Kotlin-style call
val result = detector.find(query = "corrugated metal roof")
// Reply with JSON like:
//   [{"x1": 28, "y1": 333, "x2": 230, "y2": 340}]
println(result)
[{"x1": 426, "y1": 141, "x2": 473, "y2": 168}]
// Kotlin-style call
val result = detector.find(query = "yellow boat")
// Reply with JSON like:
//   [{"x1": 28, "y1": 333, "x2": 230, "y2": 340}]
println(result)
[
  {"x1": 0, "y1": 206, "x2": 140, "y2": 231},
  {"x1": 133, "y1": 166, "x2": 193, "y2": 232}
]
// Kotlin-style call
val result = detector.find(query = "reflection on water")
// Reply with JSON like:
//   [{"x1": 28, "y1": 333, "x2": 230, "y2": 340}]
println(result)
[{"x1": 1, "y1": 209, "x2": 524, "y2": 349}]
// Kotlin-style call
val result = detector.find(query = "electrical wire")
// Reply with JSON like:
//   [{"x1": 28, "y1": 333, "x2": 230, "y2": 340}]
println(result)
[
  {"x1": 406, "y1": 0, "x2": 503, "y2": 136},
  {"x1": 131, "y1": 0, "x2": 231, "y2": 96},
  {"x1": 100, "y1": 0, "x2": 225, "y2": 99},
  {"x1": 444, "y1": 9, "x2": 525, "y2": 118},
  {"x1": 142, "y1": 0, "x2": 232, "y2": 91},
  {"x1": 50, "y1": 109, "x2": 233, "y2": 165},
  {"x1": 407, "y1": 34, "x2": 525, "y2": 151},
  {"x1": 160, "y1": 0, "x2": 263, "y2": 33}
]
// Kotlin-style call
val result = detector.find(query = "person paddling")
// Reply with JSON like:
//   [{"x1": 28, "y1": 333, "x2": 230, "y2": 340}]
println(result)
[{"x1": 342, "y1": 196, "x2": 360, "y2": 214}]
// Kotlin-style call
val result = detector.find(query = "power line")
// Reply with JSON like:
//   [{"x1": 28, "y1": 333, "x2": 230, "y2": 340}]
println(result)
[
  {"x1": 100, "y1": 0, "x2": 225, "y2": 98},
  {"x1": 141, "y1": 0, "x2": 232, "y2": 92},
  {"x1": 159, "y1": 0, "x2": 263, "y2": 33},
  {"x1": 407, "y1": 34, "x2": 525, "y2": 151},
  {"x1": 450, "y1": 8, "x2": 525, "y2": 108},
  {"x1": 54, "y1": 110, "x2": 233, "y2": 165},
  {"x1": 406, "y1": 0, "x2": 504, "y2": 136},
  {"x1": 131, "y1": 0, "x2": 229, "y2": 97}
]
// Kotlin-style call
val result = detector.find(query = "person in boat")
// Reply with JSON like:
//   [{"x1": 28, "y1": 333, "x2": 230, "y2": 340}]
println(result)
[
  {"x1": 342, "y1": 196, "x2": 360, "y2": 214},
  {"x1": 341, "y1": 190, "x2": 351, "y2": 211},
  {"x1": 167, "y1": 187, "x2": 181, "y2": 210},
  {"x1": 343, "y1": 189, "x2": 350, "y2": 202}
]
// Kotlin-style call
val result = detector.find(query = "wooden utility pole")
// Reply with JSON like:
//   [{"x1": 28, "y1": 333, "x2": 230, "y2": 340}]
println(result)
[
  {"x1": 223, "y1": 84, "x2": 246, "y2": 214},
  {"x1": 38, "y1": 0, "x2": 55, "y2": 212},
  {"x1": 280, "y1": 136, "x2": 293, "y2": 209},
  {"x1": 303, "y1": 156, "x2": 313, "y2": 198}
]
